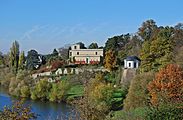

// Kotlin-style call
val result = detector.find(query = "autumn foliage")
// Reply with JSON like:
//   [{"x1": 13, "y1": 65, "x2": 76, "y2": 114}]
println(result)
[
  {"x1": 147, "y1": 64, "x2": 183, "y2": 106},
  {"x1": 104, "y1": 50, "x2": 116, "y2": 71}
]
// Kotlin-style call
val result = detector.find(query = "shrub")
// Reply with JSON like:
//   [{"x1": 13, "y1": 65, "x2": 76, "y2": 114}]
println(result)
[
  {"x1": 146, "y1": 104, "x2": 183, "y2": 120},
  {"x1": 8, "y1": 70, "x2": 33, "y2": 97},
  {"x1": 20, "y1": 86, "x2": 30, "y2": 98},
  {"x1": 147, "y1": 64, "x2": 183, "y2": 106},
  {"x1": 106, "y1": 107, "x2": 147, "y2": 120},
  {"x1": 30, "y1": 79, "x2": 52, "y2": 101},
  {"x1": 123, "y1": 72, "x2": 154, "y2": 111},
  {"x1": 49, "y1": 80, "x2": 70, "y2": 102}
]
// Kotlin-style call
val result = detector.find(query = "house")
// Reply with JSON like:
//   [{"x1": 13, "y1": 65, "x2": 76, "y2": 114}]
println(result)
[
  {"x1": 69, "y1": 43, "x2": 103, "y2": 64},
  {"x1": 55, "y1": 68, "x2": 80, "y2": 76},
  {"x1": 31, "y1": 71, "x2": 52, "y2": 79},
  {"x1": 124, "y1": 56, "x2": 141, "y2": 69}
]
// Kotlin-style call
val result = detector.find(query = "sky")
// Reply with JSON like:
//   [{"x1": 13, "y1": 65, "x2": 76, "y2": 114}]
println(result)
[{"x1": 0, "y1": 0, "x2": 183, "y2": 54}]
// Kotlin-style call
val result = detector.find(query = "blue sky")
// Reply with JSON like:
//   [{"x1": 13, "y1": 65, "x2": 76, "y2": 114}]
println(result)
[{"x1": 0, "y1": 0, "x2": 183, "y2": 54}]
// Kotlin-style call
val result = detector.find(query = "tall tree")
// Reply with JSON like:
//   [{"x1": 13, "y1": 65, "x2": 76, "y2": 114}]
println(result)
[
  {"x1": 58, "y1": 44, "x2": 70, "y2": 60},
  {"x1": 26, "y1": 50, "x2": 45, "y2": 70},
  {"x1": 138, "y1": 19, "x2": 158, "y2": 41},
  {"x1": 104, "y1": 50, "x2": 117, "y2": 71},
  {"x1": 10, "y1": 40, "x2": 20, "y2": 72},
  {"x1": 0, "y1": 52, "x2": 3, "y2": 65},
  {"x1": 105, "y1": 34, "x2": 130, "y2": 52},
  {"x1": 18, "y1": 51, "x2": 26, "y2": 70},
  {"x1": 140, "y1": 40, "x2": 154, "y2": 72},
  {"x1": 118, "y1": 35, "x2": 142, "y2": 61},
  {"x1": 140, "y1": 26, "x2": 175, "y2": 72},
  {"x1": 174, "y1": 23, "x2": 183, "y2": 30},
  {"x1": 52, "y1": 49, "x2": 59, "y2": 56},
  {"x1": 88, "y1": 43, "x2": 98, "y2": 49},
  {"x1": 76, "y1": 42, "x2": 86, "y2": 49},
  {"x1": 150, "y1": 27, "x2": 174, "y2": 70}
]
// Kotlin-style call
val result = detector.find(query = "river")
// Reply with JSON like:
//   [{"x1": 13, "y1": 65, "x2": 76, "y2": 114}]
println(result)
[{"x1": 0, "y1": 87, "x2": 76, "y2": 120}]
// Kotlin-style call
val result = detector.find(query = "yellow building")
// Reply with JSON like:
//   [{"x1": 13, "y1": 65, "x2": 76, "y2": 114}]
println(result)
[{"x1": 69, "y1": 43, "x2": 103, "y2": 64}]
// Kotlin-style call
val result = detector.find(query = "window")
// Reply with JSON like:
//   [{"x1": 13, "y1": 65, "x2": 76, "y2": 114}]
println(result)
[
  {"x1": 86, "y1": 58, "x2": 89, "y2": 64},
  {"x1": 95, "y1": 52, "x2": 97, "y2": 55},
  {"x1": 74, "y1": 46, "x2": 77, "y2": 49},
  {"x1": 70, "y1": 52, "x2": 72, "y2": 56},
  {"x1": 77, "y1": 52, "x2": 79, "y2": 55}
]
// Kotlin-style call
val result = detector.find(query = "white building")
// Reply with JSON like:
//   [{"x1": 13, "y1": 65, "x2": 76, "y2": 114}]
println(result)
[
  {"x1": 124, "y1": 56, "x2": 141, "y2": 69},
  {"x1": 69, "y1": 43, "x2": 103, "y2": 64}
]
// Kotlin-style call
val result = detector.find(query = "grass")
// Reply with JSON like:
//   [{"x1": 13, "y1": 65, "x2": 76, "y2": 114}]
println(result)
[
  {"x1": 106, "y1": 107, "x2": 147, "y2": 120},
  {"x1": 66, "y1": 84, "x2": 84, "y2": 101}
]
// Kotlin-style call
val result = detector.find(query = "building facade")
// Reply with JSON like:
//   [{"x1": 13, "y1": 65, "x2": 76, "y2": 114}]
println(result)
[
  {"x1": 124, "y1": 56, "x2": 141, "y2": 69},
  {"x1": 69, "y1": 43, "x2": 103, "y2": 64}
]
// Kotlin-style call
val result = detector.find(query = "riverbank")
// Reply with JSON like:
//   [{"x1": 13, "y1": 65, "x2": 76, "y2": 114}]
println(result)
[
  {"x1": 0, "y1": 87, "x2": 76, "y2": 120},
  {"x1": 0, "y1": 67, "x2": 125, "y2": 120}
]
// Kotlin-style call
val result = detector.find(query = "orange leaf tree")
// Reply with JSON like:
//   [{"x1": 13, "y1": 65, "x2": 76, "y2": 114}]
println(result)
[{"x1": 147, "y1": 64, "x2": 183, "y2": 106}]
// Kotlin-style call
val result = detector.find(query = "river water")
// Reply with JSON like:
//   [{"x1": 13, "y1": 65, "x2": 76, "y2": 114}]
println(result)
[{"x1": 0, "y1": 87, "x2": 75, "y2": 120}]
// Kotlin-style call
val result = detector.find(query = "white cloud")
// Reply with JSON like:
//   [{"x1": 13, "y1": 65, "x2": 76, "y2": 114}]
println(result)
[
  {"x1": 20, "y1": 25, "x2": 50, "y2": 41},
  {"x1": 18, "y1": 22, "x2": 122, "y2": 53}
]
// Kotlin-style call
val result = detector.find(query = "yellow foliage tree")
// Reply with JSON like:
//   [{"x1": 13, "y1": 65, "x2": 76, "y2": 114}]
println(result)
[
  {"x1": 87, "y1": 73, "x2": 114, "y2": 113},
  {"x1": 104, "y1": 50, "x2": 116, "y2": 71}
]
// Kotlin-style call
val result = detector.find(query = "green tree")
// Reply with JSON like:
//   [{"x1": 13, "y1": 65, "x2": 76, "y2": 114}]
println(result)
[
  {"x1": 26, "y1": 50, "x2": 46, "y2": 70},
  {"x1": 174, "y1": 23, "x2": 183, "y2": 30},
  {"x1": 31, "y1": 80, "x2": 52, "y2": 100},
  {"x1": 88, "y1": 43, "x2": 98, "y2": 49},
  {"x1": 74, "y1": 73, "x2": 115, "y2": 120},
  {"x1": 10, "y1": 40, "x2": 20, "y2": 73},
  {"x1": 140, "y1": 26, "x2": 175, "y2": 72},
  {"x1": 52, "y1": 48, "x2": 59, "y2": 56},
  {"x1": 18, "y1": 51, "x2": 25, "y2": 70},
  {"x1": 118, "y1": 35, "x2": 142, "y2": 61},
  {"x1": 150, "y1": 27, "x2": 174, "y2": 71},
  {"x1": 8, "y1": 70, "x2": 33, "y2": 97},
  {"x1": 140, "y1": 40, "x2": 154, "y2": 72},
  {"x1": 76, "y1": 42, "x2": 86, "y2": 49},
  {"x1": 0, "y1": 52, "x2": 3, "y2": 66},
  {"x1": 138, "y1": 19, "x2": 158, "y2": 41},
  {"x1": 105, "y1": 34, "x2": 130, "y2": 52},
  {"x1": 49, "y1": 80, "x2": 70, "y2": 102}
]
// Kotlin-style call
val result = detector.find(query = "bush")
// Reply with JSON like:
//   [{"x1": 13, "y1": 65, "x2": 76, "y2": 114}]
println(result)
[
  {"x1": 146, "y1": 104, "x2": 183, "y2": 120},
  {"x1": 8, "y1": 70, "x2": 33, "y2": 97},
  {"x1": 31, "y1": 79, "x2": 52, "y2": 101},
  {"x1": 106, "y1": 107, "x2": 147, "y2": 120},
  {"x1": 0, "y1": 68, "x2": 15, "y2": 88},
  {"x1": 123, "y1": 72, "x2": 154, "y2": 111},
  {"x1": 105, "y1": 69, "x2": 122, "y2": 85},
  {"x1": 49, "y1": 80, "x2": 70, "y2": 102},
  {"x1": 148, "y1": 64, "x2": 183, "y2": 106},
  {"x1": 20, "y1": 86, "x2": 30, "y2": 98}
]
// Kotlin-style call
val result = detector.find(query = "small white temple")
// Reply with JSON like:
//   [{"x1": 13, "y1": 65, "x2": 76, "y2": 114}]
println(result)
[{"x1": 124, "y1": 56, "x2": 141, "y2": 69}]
